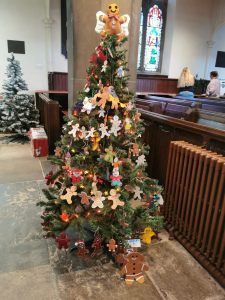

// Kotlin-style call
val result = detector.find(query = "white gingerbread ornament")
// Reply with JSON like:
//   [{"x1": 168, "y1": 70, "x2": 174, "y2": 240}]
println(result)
[
  {"x1": 109, "y1": 115, "x2": 121, "y2": 136},
  {"x1": 68, "y1": 124, "x2": 80, "y2": 139},
  {"x1": 86, "y1": 127, "x2": 96, "y2": 139},
  {"x1": 91, "y1": 191, "x2": 106, "y2": 208},
  {"x1": 108, "y1": 189, "x2": 124, "y2": 209},
  {"x1": 136, "y1": 154, "x2": 147, "y2": 166},
  {"x1": 82, "y1": 97, "x2": 95, "y2": 114},
  {"x1": 99, "y1": 123, "x2": 110, "y2": 138},
  {"x1": 60, "y1": 186, "x2": 77, "y2": 204},
  {"x1": 101, "y1": 60, "x2": 108, "y2": 73},
  {"x1": 98, "y1": 108, "x2": 106, "y2": 118},
  {"x1": 133, "y1": 186, "x2": 143, "y2": 200}
]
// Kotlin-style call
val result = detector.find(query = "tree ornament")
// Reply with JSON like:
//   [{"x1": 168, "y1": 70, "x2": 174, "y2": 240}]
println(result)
[
  {"x1": 79, "y1": 191, "x2": 90, "y2": 205},
  {"x1": 104, "y1": 145, "x2": 116, "y2": 163},
  {"x1": 131, "y1": 144, "x2": 140, "y2": 156},
  {"x1": 101, "y1": 60, "x2": 108, "y2": 72},
  {"x1": 91, "y1": 131, "x2": 101, "y2": 151},
  {"x1": 74, "y1": 240, "x2": 89, "y2": 256},
  {"x1": 124, "y1": 118, "x2": 132, "y2": 131},
  {"x1": 71, "y1": 169, "x2": 83, "y2": 183},
  {"x1": 60, "y1": 212, "x2": 70, "y2": 222},
  {"x1": 91, "y1": 191, "x2": 106, "y2": 208},
  {"x1": 110, "y1": 168, "x2": 122, "y2": 187},
  {"x1": 55, "y1": 232, "x2": 70, "y2": 250},
  {"x1": 86, "y1": 127, "x2": 96, "y2": 139},
  {"x1": 95, "y1": 4, "x2": 130, "y2": 42},
  {"x1": 54, "y1": 147, "x2": 61, "y2": 157},
  {"x1": 117, "y1": 66, "x2": 124, "y2": 77},
  {"x1": 109, "y1": 115, "x2": 121, "y2": 136},
  {"x1": 108, "y1": 189, "x2": 124, "y2": 209},
  {"x1": 136, "y1": 155, "x2": 147, "y2": 166},
  {"x1": 95, "y1": 45, "x2": 107, "y2": 61},
  {"x1": 119, "y1": 251, "x2": 149, "y2": 285},
  {"x1": 127, "y1": 101, "x2": 134, "y2": 111},
  {"x1": 45, "y1": 171, "x2": 54, "y2": 186},
  {"x1": 91, "y1": 232, "x2": 102, "y2": 257},
  {"x1": 112, "y1": 157, "x2": 122, "y2": 168},
  {"x1": 99, "y1": 123, "x2": 110, "y2": 138},
  {"x1": 153, "y1": 194, "x2": 164, "y2": 205},
  {"x1": 140, "y1": 227, "x2": 156, "y2": 245},
  {"x1": 81, "y1": 97, "x2": 95, "y2": 114},
  {"x1": 107, "y1": 239, "x2": 118, "y2": 252},
  {"x1": 92, "y1": 86, "x2": 109, "y2": 109},
  {"x1": 79, "y1": 126, "x2": 87, "y2": 139},
  {"x1": 98, "y1": 108, "x2": 106, "y2": 118},
  {"x1": 133, "y1": 186, "x2": 143, "y2": 200},
  {"x1": 133, "y1": 112, "x2": 141, "y2": 123},
  {"x1": 60, "y1": 186, "x2": 77, "y2": 205},
  {"x1": 68, "y1": 124, "x2": 80, "y2": 139}
]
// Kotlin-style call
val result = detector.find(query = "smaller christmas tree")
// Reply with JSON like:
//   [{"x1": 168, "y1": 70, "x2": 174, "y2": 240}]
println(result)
[
  {"x1": 2, "y1": 53, "x2": 28, "y2": 98},
  {"x1": 0, "y1": 53, "x2": 39, "y2": 135}
]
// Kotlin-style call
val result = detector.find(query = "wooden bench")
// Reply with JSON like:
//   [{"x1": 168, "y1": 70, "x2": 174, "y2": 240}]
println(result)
[{"x1": 35, "y1": 93, "x2": 62, "y2": 154}]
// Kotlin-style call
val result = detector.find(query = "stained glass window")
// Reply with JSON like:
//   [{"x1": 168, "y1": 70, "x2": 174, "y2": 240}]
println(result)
[{"x1": 137, "y1": 0, "x2": 167, "y2": 73}]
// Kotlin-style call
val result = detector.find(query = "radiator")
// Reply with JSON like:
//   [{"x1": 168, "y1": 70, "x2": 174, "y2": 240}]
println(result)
[{"x1": 164, "y1": 141, "x2": 225, "y2": 287}]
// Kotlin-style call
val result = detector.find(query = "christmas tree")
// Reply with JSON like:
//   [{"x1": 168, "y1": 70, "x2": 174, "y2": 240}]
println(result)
[
  {"x1": 38, "y1": 4, "x2": 163, "y2": 264},
  {"x1": 0, "y1": 54, "x2": 39, "y2": 135},
  {"x1": 2, "y1": 53, "x2": 28, "y2": 98}
]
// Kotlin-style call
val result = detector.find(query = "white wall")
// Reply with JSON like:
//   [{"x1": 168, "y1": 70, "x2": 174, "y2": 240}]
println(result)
[
  {"x1": 162, "y1": 0, "x2": 213, "y2": 79},
  {"x1": 50, "y1": 0, "x2": 67, "y2": 72},
  {"x1": 207, "y1": 25, "x2": 225, "y2": 80},
  {"x1": 0, "y1": 0, "x2": 48, "y2": 92},
  {"x1": 0, "y1": 0, "x2": 67, "y2": 93}
]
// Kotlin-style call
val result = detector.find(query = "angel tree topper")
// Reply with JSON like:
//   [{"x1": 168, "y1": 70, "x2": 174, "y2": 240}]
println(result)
[{"x1": 95, "y1": 3, "x2": 130, "y2": 41}]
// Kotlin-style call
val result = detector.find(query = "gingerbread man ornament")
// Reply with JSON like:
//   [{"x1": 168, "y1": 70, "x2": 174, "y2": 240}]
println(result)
[
  {"x1": 107, "y1": 239, "x2": 118, "y2": 252},
  {"x1": 60, "y1": 186, "x2": 77, "y2": 204},
  {"x1": 108, "y1": 189, "x2": 124, "y2": 209}
]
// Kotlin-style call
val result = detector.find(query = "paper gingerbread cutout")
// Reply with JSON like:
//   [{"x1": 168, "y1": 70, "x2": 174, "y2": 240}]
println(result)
[
  {"x1": 60, "y1": 186, "x2": 77, "y2": 205},
  {"x1": 80, "y1": 192, "x2": 90, "y2": 205},
  {"x1": 74, "y1": 240, "x2": 89, "y2": 256},
  {"x1": 91, "y1": 191, "x2": 106, "y2": 208},
  {"x1": 108, "y1": 189, "x2": 124, "y2": 209}
]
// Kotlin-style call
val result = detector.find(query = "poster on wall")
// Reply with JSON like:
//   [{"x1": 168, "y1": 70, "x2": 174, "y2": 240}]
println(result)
[{"x1": 8, "y1": 40, "x2": 25, "y2": 54}]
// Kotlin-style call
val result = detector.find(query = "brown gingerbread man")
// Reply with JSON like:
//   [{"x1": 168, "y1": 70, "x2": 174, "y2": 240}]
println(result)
[{"x1": 120, "y1": 251, "x2": 149, "y2": 285}]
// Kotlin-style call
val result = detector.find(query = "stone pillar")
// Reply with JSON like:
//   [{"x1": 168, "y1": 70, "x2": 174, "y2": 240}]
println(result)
[
  {"x1": 204, "y1": 40, "x2": 215, "y2": 79},
  {"x1": 71, "y1": 0, "x2": 141, "y2": 104},
  {"x1": 43, "y1": 0, "x2": 53, "y2": 73}
]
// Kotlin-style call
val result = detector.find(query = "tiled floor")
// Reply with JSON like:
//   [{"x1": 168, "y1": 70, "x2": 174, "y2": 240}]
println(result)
[{"x1": 0, "y1": 140, "x2": 224, "y2": 300}]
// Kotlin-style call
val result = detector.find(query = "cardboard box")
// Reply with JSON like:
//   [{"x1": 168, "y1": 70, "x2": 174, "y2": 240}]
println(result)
[{"x1": 29, "y1": 128, "x2": 48, "y2": 157}]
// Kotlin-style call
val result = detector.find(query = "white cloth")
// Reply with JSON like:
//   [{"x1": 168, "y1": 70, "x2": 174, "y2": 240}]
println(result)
[{"x1": 206, "y1": 78, "x2": 221, "y2": 98}]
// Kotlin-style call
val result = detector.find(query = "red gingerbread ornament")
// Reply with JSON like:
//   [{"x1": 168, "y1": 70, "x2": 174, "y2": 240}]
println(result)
[
  {"x1": 120, "y1": 251, "x2": 149, "y2": 285},
  {"x1": 45, "y1": 171, "x2": 54, "y2": 185},
  {"x1": 55, "y1": 232, "x2": 70, "y2": 250},
  {"x1": 107, "y1": 239, "x2": 118, "y2": 252},
  {"x1": 91, "y1": 233, "x2": 102, "y2": 257},
  {"x1": 75, "y1": 240, "x2": 89, "y2": 257}
]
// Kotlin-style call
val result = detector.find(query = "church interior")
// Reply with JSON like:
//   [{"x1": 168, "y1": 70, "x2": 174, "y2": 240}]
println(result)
[{"x1": 0, "y1": 0, "x2": 225, "y2": 299}]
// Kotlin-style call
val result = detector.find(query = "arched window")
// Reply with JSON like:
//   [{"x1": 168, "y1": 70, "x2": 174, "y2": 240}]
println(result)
[{"x1": 137, "y1": 0, "x2": 168, "y2": 73}]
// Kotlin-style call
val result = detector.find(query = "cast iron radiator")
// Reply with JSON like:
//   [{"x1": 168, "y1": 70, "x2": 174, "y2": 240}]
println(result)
[{"x1": 164, "y1": 141, "x2": 225, "y2": 287}]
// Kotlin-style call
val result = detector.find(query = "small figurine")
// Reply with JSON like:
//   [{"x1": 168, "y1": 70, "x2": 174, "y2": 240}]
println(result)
[
  {"x1": 91, "y1": 191, "x2": 106, "y2": 208},
  {"x1": 45, "y1": 171, "x2": 54, "y2": 186},
  {"x1": 107, "y1": 239, "x2": 118, "y2": 252},
  {"x1": 104, "y1": 145, "x2": 116, "y2": 163},
  {"x1": 110, "y1": 168, "x2": 122, "y2": 187},
  {"x1": 141, "y1": 227, "x2": 156, "y2": 245},
  {"x1": 120, "y1": 251, "x2": 149, "y2": 285},
  {"x1": 133, "y1": 186, "x2": 143, "y2": 200},
  {"x1": 79, "y1": 192, "x2": 90, "y2": 205},
  {"x1": 108, "y1": 189, "x2": 124, "y2": 209},
  {"x1": 55, "y1": 232, "x2": 70, "y2": 250},
  {"x1": 99, "y1": 123, "x2": 110, "y2": 138},
  {"x1": 74, "y1": 240, "x2": 89, "y2": 257},
  {"x1": 109, "y1": 115, "x2": 122, "y2": 136},
  {"x1": 71, "y1": 169, "x2": 83, "y2": 183},
  {"x1": 91, "y1": 233, "x2": 102, "y2": 257}
]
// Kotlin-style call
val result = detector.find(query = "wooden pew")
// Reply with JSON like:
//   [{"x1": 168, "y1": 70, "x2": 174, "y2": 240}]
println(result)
[{"x1": 35, "y1": 93, "x2": 61, "y2": 154}]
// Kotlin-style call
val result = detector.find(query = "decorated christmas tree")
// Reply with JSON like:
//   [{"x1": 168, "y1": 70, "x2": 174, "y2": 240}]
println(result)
[
  {"x1": 38, "y1": 3, "x2": 163, "y2": 284},
  {"x1": 2, "y1": 53, "x2": 28, "y2": 98},
  {"x1": 0, "y1": 54, "x2": 39, "y2": 135}
]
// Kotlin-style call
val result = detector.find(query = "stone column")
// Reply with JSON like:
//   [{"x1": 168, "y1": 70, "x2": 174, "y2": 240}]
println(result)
[
  {"x1": 43, "y1": 0, "x2": 53, "y2": 72},
  {"x1": 71, "y1": 0, "x2": 141, "y2": 104}
]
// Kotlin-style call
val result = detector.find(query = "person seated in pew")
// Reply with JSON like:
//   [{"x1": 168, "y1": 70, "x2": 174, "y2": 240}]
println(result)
[
  {"x1": 203, "y1": 71, "x2": 221, "y2": 98},
  {"x1": 177, "y1": 67, "x2": 195, "y2": 98}
]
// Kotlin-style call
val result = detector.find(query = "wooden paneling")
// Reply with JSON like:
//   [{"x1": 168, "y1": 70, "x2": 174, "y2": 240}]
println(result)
[
  {"x1": 48, "y1": 72, "x2": 68, "y2": 91},
  {"x1": 137, "y1": 74, "x2": 178, "y2": 94}
]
